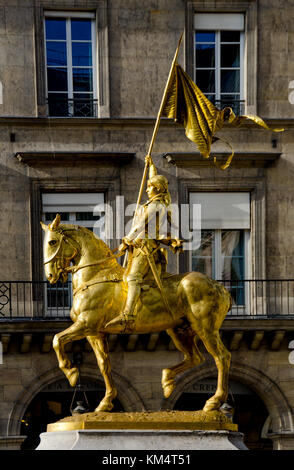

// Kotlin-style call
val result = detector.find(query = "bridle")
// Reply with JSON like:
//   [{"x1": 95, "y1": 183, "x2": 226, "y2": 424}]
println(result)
[
  {"x1": 44, "y1": 228, "x2": 124, "y2": 275},
  {"x1": 43, "y1": 229, "x2": 79, "y2": 267}
]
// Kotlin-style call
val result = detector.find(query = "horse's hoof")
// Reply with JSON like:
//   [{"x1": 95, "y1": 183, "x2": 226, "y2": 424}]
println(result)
[
  {"x1": 203, "y1": 397, "x2": 222, "y2": 412},
  {"x1": 163, "y1": 383, "x2": 175, "y2": 399},
  {"x1": 161, "y1": 369, "x2": 175, "y2": 398},
  {"x1": 95, "y1": 401, "x2": 114, "y2": 412},
  {"x1": 67, "y1": 367, "x2": 79, "y2": 387}
]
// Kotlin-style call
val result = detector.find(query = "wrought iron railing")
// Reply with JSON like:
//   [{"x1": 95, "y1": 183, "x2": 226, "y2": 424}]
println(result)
[
  {"x1": 214, "y1": 99, "x2": 245, "y2": 115},
  {"x1": 0, "y1": 280, "x2": 294, "y2": 320},
  {"x1": 46, "y1": 98, "x2": 98, "y2": 118}
]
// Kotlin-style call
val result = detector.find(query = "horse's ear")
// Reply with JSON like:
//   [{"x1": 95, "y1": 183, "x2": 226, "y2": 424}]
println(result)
[
  {"x1": 49, "y1": 213, "x2": 61, "y2": 231},
  {"x1": 40, "y1": 221, "x2": 47, "y2": 231}
]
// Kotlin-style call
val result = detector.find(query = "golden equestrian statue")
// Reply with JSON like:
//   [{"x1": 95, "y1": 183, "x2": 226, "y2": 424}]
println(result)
[
  {"x1": 41, "y1": 34, "x2": 283, "y2": 417},
  {"x1": 41, "y1": 205, "x2": 232, "y2": 414}
]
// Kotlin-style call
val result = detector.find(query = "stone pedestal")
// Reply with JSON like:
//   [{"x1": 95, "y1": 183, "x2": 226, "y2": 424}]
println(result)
[
  {"x1": 37, "y1": 429, "x2": 247, "y2": 450},
  {"x1": 36, "y1": 410, "x2": 248, "y2": 451}
]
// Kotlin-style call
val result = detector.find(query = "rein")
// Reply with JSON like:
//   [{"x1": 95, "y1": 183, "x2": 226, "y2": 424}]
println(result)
[{"x1": 65, "y1": 249, "x2": 124, "y2": 274}]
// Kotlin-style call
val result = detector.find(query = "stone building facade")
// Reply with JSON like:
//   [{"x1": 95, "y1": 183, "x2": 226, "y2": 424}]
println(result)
[{"x1": 0, "y1": 0, "x2": 294, "y2": 451}]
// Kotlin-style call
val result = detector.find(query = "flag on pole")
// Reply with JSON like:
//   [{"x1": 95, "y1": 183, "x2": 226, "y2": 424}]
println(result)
[{"x1": 161, "y1": 63, "x2": 284, "y2": 169}]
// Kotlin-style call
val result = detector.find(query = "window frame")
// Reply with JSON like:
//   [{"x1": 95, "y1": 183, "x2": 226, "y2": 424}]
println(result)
[
  {"x1": 35, "y1": 1, "x2": 110, "y2": 118},
  {"x1": 44, "y1": 11, "x2": 97, "y2": 117},
  {"x1": 194, "y1": 29, "x2": 245, "y2": 111},
  {"x1": 30, "y1": 177, "x2": 120, "y2": 283},
  {"x1": 178, "y1": 177, "x2": 266, "y2": 282},
  {"x1": 186, "y1": 1, "x2": 258, "y2": 114}
]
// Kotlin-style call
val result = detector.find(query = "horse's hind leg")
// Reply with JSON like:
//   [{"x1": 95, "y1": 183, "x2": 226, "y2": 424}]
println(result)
[
  {"x1": 196, "y1": 328, "x2": 231, "y2": 412},
  {"x1": 162, "y1": 327, "x2": 205, "y2": 399},
  {"x1": 87, "y1": 334, "x2": 118, "y2": 412},
  {"x1": 53, "y1": 320, "x2": 87, "y2": 387}
]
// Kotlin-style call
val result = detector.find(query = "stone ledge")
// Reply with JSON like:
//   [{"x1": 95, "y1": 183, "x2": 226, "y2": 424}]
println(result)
[
  {"x1": 162, "y1": 152, "x2": 281, "y2": 168},
  {"x1": 15, "y1": 151, "x2": 135, "y2": 165},
  {"x1": 1, "y1": 116, "x2": 293, "y2": 128},
  {"x1": 0, "y1": 436, "x2": 26, "y2": 450}
]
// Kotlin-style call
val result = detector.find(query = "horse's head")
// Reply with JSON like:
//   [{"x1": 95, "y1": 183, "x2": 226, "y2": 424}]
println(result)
[{"x1": 40, "y1": 214, "x2": 79, "y2": 284}]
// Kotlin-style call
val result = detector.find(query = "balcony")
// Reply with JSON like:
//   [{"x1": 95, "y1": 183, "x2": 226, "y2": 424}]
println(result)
[
  {"x1": 214, "y1": 99, "x2": 245, "y2": 115},
  {"x1": 46, "y1": 97, "x2": 98, "y2": 118},
  {"x1": 0, "y1": 280, "x2": 294, "y2": 320}
]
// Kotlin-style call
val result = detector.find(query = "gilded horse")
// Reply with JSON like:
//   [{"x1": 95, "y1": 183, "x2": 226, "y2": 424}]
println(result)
[{"x1": 41, "y1": 214, "x2": 232, "y2": 413}]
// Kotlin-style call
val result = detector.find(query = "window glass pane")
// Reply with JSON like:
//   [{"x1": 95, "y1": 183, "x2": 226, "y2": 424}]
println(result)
[
  {"x1": 195, "y1": 70, "x2": 215, "y2": 93},
  {"x1": 221, "y1": 230, "x2": 244, "y2": 280},
  {"x1": 72, "y1": 42, "x2": 92, "y2": 66},
  {"x1": 221, "y1": 44, "x2": 240, "y2": 68},
  {"x1": 47, "y1": 281, "x2": 71, "y2": 308},
  {"x1": 73, "y1": 68, "x2": 93, "y2": 91},
  {"x1": 76, "y1": 212, "x2": 101, "y2": 221},
  {"x1": 47, "y1": 68, "x2": 68, "y2": 91},
  {"x1": 221, "y1": 230, "x2": 245, "y2": 305},
  {"x1": 71, "y1": 19, "x2": 92, "y2": 40},
  {"x1": 196, "y1": 44, "x2": 215, "y2": 68},
  {"x1": 47, "y1": 93, "x2": 69, "y2": 117},
  {"x1": 45, "y1": 212, "x2": 70, "y2": 221},
  {"x1": 196, "y1": 31, "x2": 215, "y2": 43},
  {"x1": 221, "y1": 70, "x2": 240, "y2": 93},
  {"x1": 205, "y1": 94, "x2": 215, "y2": 104},
  {"x1": 192, "y1": 230, "x2": 215, "y2": 278},
  {"x1": 46, "y1": 41, "x2": 67, "y2": 66},
  {"x1": 45, "y1": 18, "x2": 66, "y2": 40},
  {"x1": 221, "y1": 31, "x2": 240, "y2": 43}
]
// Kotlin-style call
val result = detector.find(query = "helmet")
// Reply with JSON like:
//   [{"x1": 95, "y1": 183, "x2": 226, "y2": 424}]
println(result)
[{"x1": 148, "y1": 174, "x2": 169, "y2": 192}]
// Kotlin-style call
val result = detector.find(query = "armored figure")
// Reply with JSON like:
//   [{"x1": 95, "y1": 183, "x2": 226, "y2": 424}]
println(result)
[{"x1": 106, "y1": 155, "x2": 182, "y2": 332}]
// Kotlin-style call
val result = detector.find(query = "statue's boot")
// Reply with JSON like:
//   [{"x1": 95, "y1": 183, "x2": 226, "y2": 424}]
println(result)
[{"x1": 105, "y1": 281, "x2": 141, "y2": 333}]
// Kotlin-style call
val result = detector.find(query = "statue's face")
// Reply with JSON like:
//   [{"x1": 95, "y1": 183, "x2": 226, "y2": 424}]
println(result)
[{"x1": 146, "y1": 181, "x2": 160, "y2": 199}]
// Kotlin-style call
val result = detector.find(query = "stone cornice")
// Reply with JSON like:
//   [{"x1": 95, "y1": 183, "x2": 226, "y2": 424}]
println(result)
[
  {"x1": 1, "y1": 116, "x2": 294, "y2": 128},
  {"x1": 162, "y1": 152, "x2": 282, "y2": 168},
  {"x1": 15, "y1": 151, "x2": 135, "y2": 165},
  {"x1": 0, "y1": 318, "x2": 293, "y2": 353}
]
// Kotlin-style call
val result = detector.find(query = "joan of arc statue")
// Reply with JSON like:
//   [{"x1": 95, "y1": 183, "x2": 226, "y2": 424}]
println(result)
[{"x1": 106, "y1": 155, "x2": 182, "y2": 332}]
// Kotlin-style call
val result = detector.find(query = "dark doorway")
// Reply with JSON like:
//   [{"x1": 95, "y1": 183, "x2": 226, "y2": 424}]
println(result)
[
  {"x1": 20, "y1": 378, "x2": 124, "y2": 450},
  {"x1": 173, "y1": 378, "x2": 273, "y2": 450}
]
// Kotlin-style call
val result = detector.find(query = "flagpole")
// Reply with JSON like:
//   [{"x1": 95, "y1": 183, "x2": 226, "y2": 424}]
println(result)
[
  {"x1": 123, "y1": 32, "x2": 183, "y2": 267},
  {"x1": 135, "y1": 32, "x2": 184, "y2": 212}
]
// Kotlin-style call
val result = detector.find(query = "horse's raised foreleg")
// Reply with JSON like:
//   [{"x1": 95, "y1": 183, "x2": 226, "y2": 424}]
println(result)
[
  {"x1": 162, "y1": 327, "x2": 205, "y2": 399},
  {"x1": 53, "y1": 320, "x2": 87, "y2": 387},
  {"x1": 87, "y1": 334, "x2": 117, "y2": 412},
  {"x1": 197, "y1": 329, "x2": 231, "y2": 411}
]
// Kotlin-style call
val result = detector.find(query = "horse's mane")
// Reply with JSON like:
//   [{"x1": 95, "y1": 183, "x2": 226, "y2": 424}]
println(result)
[{"x1": 60, "y1": 223, "x2": 113, "y2": 257}]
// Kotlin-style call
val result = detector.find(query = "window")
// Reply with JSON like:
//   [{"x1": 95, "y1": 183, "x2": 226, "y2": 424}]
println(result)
[
  {"x1": 190, "y1": 192, "x2": 250, "y2": 311},
  {"x1": 44, "y1": 12, "x2": 97, "y2": 117},
  {"x1": 42, "y1": 193, "x2": 105, "y2": 316},
  {"x1": 195, "y1": 13, "x2": 245, "y2": 114}
]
